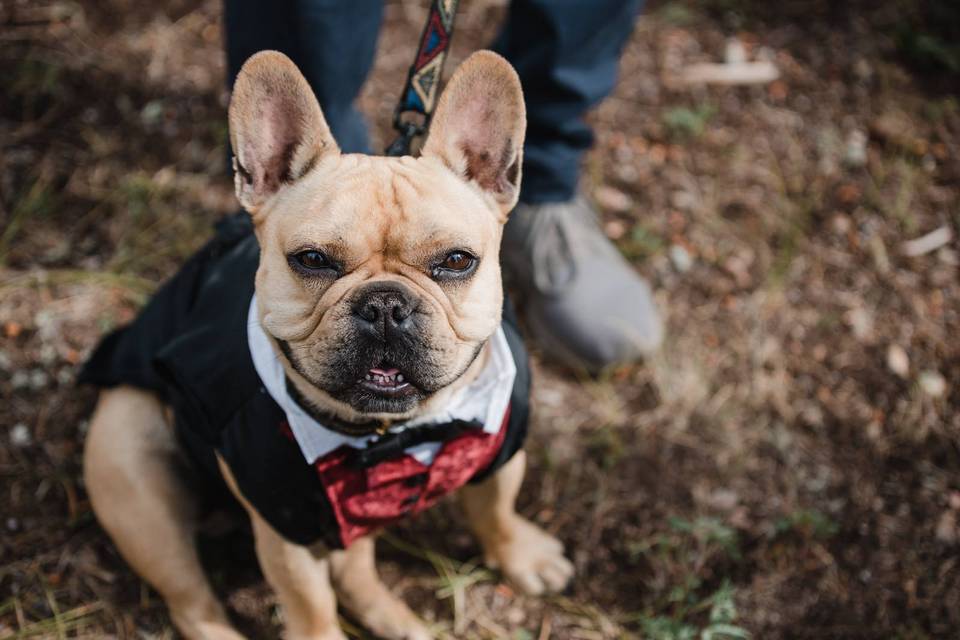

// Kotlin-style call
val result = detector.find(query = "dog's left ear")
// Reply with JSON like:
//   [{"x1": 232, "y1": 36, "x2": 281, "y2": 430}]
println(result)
[
  {"x1": 229, "y1": 50, "x2": 338, "y2": 215},
  {"x1": 422, "y1": 51, "x2": 526, "y2": 216}
]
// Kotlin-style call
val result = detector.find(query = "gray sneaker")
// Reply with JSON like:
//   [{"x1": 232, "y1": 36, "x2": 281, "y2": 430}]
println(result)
[{"x1": 501, "y1": 197, "x2": 663, "y2": 372}]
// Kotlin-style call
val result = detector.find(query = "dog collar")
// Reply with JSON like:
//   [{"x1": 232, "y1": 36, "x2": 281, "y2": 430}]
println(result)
[{"x1": 247, "y1": 295, "x2": 516, "y2": 465}]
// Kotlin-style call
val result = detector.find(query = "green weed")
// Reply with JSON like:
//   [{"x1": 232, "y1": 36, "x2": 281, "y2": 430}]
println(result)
[
  {"x1": 631, "y1": 581, "x2": 750, "y2": 640},
  {"x1": 663, "y1": 105, "x2": 716, "y2": 141},
  {"x1": 585, "y1": 425, "x2": 626, "y2": 469},
  {"x1": 773, "y1": 509, "x2": 839, "y2": 540},
  {"x1": 0, "y1": 175, "x2": 58, "y2": 265},
  {"x1": 618, "y1": 223, "x2": 664, "y2": 261},
  {"x1": 627, "y1": 517, "x2": 747, "y2": 637},
  {"x1": 657, "y1": 2, "x2": 696, "y2": 26}
]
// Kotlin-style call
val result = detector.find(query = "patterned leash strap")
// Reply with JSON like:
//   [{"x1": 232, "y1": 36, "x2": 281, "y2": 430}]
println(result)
[{"x1": 385, "y1": 0, "x2": 461, "y2": 157}]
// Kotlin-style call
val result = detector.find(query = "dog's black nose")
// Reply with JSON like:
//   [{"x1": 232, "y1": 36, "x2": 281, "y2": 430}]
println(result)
[{"x1": 352, "y1": 285, "x2": 416, "y2": 339}]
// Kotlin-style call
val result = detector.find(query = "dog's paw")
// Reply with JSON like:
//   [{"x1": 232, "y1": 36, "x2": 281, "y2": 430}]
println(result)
[
  {"x1": 351, "y1": 601, "x2": 432, "y2": 640},
  {"x1": 482, "y1": 517, "x2": 574, "y2": 596}
]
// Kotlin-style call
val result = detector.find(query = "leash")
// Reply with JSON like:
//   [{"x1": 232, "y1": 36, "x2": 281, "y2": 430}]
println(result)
[{"x1": 385, "y1": 0, "x2": 461, "y2": 157}]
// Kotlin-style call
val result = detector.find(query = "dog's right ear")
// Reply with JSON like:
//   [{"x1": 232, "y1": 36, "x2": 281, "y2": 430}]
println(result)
[{"x1": 228, "y1": 51, "x2": 338, "y2": 215}]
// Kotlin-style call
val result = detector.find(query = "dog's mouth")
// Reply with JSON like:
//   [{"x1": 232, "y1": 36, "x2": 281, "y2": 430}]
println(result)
[{"x1": 357, "y1": 365, "x2": 417, "y2": 397}]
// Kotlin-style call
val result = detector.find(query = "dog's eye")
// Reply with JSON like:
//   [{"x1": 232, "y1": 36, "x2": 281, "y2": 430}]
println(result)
[
  {"x1": 432, "y1": 251, "x2": 478, "y2": 280},
  {"x1": 290, "y1": 250, "x2": 336, "y2": 275},
  {"x1": 440, "y1": 251, "x2": 475, "y2": 272}
]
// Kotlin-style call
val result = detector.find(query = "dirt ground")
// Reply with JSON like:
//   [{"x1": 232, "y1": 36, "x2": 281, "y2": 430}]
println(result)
[{"x1": 2, "y1": 0, "x2": 959, "y2": 638}]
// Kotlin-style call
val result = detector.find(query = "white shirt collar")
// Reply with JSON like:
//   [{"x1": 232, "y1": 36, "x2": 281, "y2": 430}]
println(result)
[{"x1": 247, "y1": 295, "x2": 516, "y2": 465}]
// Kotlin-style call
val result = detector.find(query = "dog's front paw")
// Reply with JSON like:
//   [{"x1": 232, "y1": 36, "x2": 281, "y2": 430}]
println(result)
[
  {"x1": 482, "y1": 517, "x2": 574, "y2": 596},
  {"x1": 353, "y1": 606, "x2": 432, "y2": 640}
]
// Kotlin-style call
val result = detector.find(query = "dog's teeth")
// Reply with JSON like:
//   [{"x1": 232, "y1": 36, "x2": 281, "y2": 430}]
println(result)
[
  {"x1": 396, "y1": 374, "x2": 404, "y2": 383},
  {"x1": 365, "y1": 374, "x2": 372, "y2": 381}
]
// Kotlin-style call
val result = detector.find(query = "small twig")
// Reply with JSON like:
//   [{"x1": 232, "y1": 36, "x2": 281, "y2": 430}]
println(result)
[
  {"x1": 901, "y1": 225, "x2": 953, "y2": 257},
  {"x1": 538, "y1": 613, "x2": 553, "y2": 640}
]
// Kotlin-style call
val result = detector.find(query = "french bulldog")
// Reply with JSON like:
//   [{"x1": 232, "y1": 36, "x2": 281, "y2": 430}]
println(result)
[{"x1": 82, "y1": 50, "x2": 573, "y2": 640}]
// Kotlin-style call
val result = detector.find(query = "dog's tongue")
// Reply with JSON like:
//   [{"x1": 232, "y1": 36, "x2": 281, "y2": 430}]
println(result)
[{"x1": 369, "y1": 367, "x2": 400, "y2": 377}]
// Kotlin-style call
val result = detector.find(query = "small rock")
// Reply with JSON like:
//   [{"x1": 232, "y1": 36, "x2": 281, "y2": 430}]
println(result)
[
  {"x1": 594, "y1": 185, "x2": 633, "y2": 212},
  {"x1": 670, "y1": 190, "x2": 697, "y2": 211},
  {"x1": 949, "y1": 491, "x2": 960, "y2": 511},
  {"x1": 57, "y1": 367, "x2": 74, "y2": 385},
  {"x1": 706, "y1": 488, "x2": 739, "y2": 512},
  {"x1": 853, "y1": 58, "x2": 873, "y2": 81},
  {"x1": 33, "y1": 309, "x2": 58, "y2": 341},
  {"x1": 844, "y1": 129, "x2": 868, "y2": 168},
  {"x1": 10, "y1": 370, "x2": 30, "y2": 390},
  {"x1": 725, "y1": 37, "x2": 748, "y2": 65},
  {"x1": 830, "y1": 213, "x2": 852, "y2": 235},
  {"x1": 846, "y1": 308, "x2": 874, "y2": 342},
  {"x1": 29, "y1": 369, "x2": 49, "y2": 390},
  {"x1": 140, "y1": 99, "x2": 165, "y2": 126},
  {"x1": 39, "y1": 344, "x2": 58, "y2": 366},
  {"x1": 936, "y1": 510, "x2": 957, "y2": 545},
  {"x1": 3, "y1": 321, "x2": 22, "y2": 338},
  {"x1": 614, "y1": 163, "x2": 640, "y2": 183},
  {"x1": 870, "y1": 111, "x2": 923, "y2": 155},
  {"x1": 918, "y1": 371, "x2": 947, "y2": 398},
  {"x1": 886, "y1": 344, "x2": 910, "y2": 378},
  {"x1": 505, "y1": 606, "x2": 526, "y2": 625},
  {"x1": 10, "y1": 423, "x2": 31, "y2": 447},
  {"x1": 812, "y1": 344, "x2": 828, "y2": 362},
  {"x1": 938, "y1": 248, "x2": 959, "y2": 266},
  {"x1": 669, "y1": 244, "x2": 694, "y2": 272},
  {"x1": 604, "y1": 219, "x2": 627, "y2": 240},
  {"x1": 5, "y1": 517, "x2": 19, "y2": 532},
  {"x1": 801, "y1": 403, "x2": 824, "y2": 427}
]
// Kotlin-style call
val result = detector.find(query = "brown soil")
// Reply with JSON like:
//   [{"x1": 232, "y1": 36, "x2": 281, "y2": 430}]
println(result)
[{"x1": 2, "y1": 0, "x2": 958, "y2": 638}]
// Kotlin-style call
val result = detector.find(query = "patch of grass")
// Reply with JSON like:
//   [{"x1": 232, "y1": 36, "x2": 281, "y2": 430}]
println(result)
[
  {"x1": 10, "y1": 59, "x2": 64, "y2": 102},
  {"x1": 105, "y1": 172, "x2": 214, "y2": 277},
  {"x1": 626, "y1": 517, "x2": 746, "y2": 637},
  {"x1": 119, "y1": 173, "x2": 165, "y2": 221},
  {"x1": 0, "y1": 268, "x2": 155, "y2": 305},
  {"x1": 628, "y1": 516, "x2": 742, "y2": 565},
  {"x1": 381, "y1": 532, "x2": 494, "y2": 636},
  {"x1": 766, "y1": 195, "x2": 818, "y2": 288},
  {"x1": 894, "y1": 623, "x2": 933, "y2": 640},
  {"x1": 669, "y1": 517, "x2": 742, "y2": 560},
  {"x1": 922, "y1": 96, "x2": 959, "y2": 123},
  {"x1": 585, "y1": 425, "x2": 626, "y2": 469},
  {"x1": 864, "y1": 157, "x2": 922, "y2": 234},
  {"x1": 0, "y1": 594, "x2": 103, "y2": 639},
  {"x1": 663, "y1": 104, "x2": 717, "y2": 141},
  {"x1": 773, "y1": 509, "x2": 839, "y2": 540},
  {"x1": 0, "y1": 174, "x2": 58, "y2": 265},
  {"x1": 630, "y1": 581, "x2": 750, "y2": 640},
  {"x1": 657, "y1": 2, "x2": 696, "y2": 26},
  {"x1": 618, "y1": 223, "x2": 665, "y2": 261},
  {"x1": 895, "y1": 4, "x2": 960, "y2": 75}
]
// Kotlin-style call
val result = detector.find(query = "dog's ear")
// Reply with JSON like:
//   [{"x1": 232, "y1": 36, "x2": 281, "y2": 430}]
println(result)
[
  {"x1": 422, "y1": 51, "x2": 526, "y2": 216},
  {"x1": 228, "y1": 50, "x2": 338, "y2": 214}
]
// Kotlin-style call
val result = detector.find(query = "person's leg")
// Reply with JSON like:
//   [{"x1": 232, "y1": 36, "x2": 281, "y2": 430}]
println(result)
[
  {"x1": 224, "y1": 0, "x2": 383, "y2": 153},
  {"x1": 493, "y1": 0, "x2": 643, "y2": 204},
  {"x1": 493, "y1": 0, "x2": 663, "y2": 371}
]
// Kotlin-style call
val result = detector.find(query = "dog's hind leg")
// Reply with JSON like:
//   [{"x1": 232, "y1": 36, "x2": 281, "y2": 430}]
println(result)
[
  {"x1": 328, "y1": 535, "x2": 432, "y2": 640},
  {"x1": 84, "y1": 387, "x2": 243, "y2": 640},
  {"x1": 459, "y1": 451, "x2": 575, "y2": 596}
]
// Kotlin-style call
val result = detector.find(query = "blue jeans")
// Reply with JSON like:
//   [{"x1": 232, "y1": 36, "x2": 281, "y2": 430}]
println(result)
[{"x1": 225, "y1": 0, "x2": 644, "y2": 204}]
